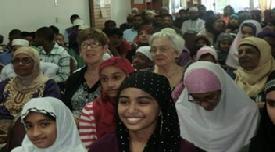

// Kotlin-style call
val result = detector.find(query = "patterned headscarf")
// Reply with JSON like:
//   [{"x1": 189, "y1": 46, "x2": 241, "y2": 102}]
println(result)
[{"x1": 116, "y1": 71, "x2": 181, "y2": 152}]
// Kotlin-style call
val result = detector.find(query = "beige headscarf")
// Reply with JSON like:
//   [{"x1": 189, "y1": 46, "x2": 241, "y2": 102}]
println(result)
[
  {"x1": 4, "y1": 47, "x2": 49, "y2": 116},
  {"x1": 235, "y1": 37, "x2": 275, "y2": 97},
  {"x1": 11, "y1": 46, "x2": 48, "y2": 92}
]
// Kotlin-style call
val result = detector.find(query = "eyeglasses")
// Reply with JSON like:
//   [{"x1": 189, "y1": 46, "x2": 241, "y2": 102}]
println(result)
[
  {"x1": 188, "y1": 92, "x2": 220, "y2": 105},
  {"x1": 12, "y1": 57, "x2": 33, "y2": 65},
  {"x1": 81, "y1": 41, "x2": 102, "y2": 49},
  {"x1": 150, "y1": 46, "x2": 174, "y2": 54}
]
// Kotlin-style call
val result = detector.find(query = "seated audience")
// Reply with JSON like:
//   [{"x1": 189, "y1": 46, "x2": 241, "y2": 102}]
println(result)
[
  {"x1": 134, "y1": 25, "x2": 154, "y2": 47},
  {"x1": 192, "y1": 35, "x2": 211, "y2": 58},
  {"x1": 0, "y1": 39, "x2": 58, "y2": 81},
  {"x1": 197, "y1": 17, "x2": 225, "y2": 45},
  {"x1": 89, "y1": 71, "x2": 204, "y2": 152},
  {"x1": 257, "y1": 31, "x2": 275, "y2": 58},
  {"x1": 123, "y1": 14, "x2": 144, "y2": 43},
  {"x1": 195, "y1": 46, "x2": 218, "y2": 63},
  {"x1": 104, "y1": 28, "x2": 132, "y2": 58},
  {"x1": 102, "y1": 20, "x2": 117, "y2": 33},
  {"x1": 221, "y1": 5, "x2": 235, "y2": 26},
  {"x1": 0, "y1": 29, "x2": 21, "y2": 66},
  {"x1": 226, "y1": 19, "x2": 262, "y2": 69},
  {"x1": 63, "y1": 28, "x2": 107, "y2": 120},
  {"x1": 249, "y1": 71, "x2": 275, "y2": 152},
  {"x1": 11, "y1": 97, "x2": 87, "y2": 152},
  {"x1": 0, "y1": 46, "x2": 61, "y2": 116},
  {"x1": 132, "y1": 46, "x2": 153, "y2": 71},
  {"x1": 181, "y1": 6, "x2": 205, "y2": 35},
  {"x1": 0, "y1": 46, "x2": 60, "y2": 147},
  {"x1": 34, "y1": 27, "x2": 71, "y2": 84},
  {"x1": 235, "y1": 37, "x2": 275, "y2": 101},
  {"x1": 225, "y1": 14, "x2": 240, "y2": 33},
  {"x1": 79, "y1": 57, "x2": 134, "y2": 148},
  {"x1": 150, "y1": 28, "x2": 185, "y2": 88},
  {"x1": 176, "y1": 61, "x2": 259, "y2": 152},
  {"x1": 215, "y1": 32, "x2": 234, "y2": 65},
  {"x1": 150, "y1": 28, "x2": 186, "y2": 102}
]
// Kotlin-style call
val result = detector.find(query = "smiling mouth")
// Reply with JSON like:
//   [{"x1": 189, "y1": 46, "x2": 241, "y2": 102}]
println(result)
[
  {"x1": 125, "y1": 118, "x2": 143, "y2": 124},
  {"x1": 32, "y1": 138, "x2": 45, "y2": 144}
]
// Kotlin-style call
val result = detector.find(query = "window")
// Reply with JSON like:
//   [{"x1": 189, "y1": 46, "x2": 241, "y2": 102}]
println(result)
[{"x1": 200, "y1": 0, "x2": 275, "y2": 13}]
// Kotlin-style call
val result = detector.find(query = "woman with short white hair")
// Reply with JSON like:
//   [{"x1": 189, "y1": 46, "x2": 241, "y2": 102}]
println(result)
[{"x1": 150, "y1": 28, "x2": 186, "y2": 101}]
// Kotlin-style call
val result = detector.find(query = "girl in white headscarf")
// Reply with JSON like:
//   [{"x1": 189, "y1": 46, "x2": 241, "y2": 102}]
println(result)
[
  {"x1": 176, "y1": 61, "x2": 259, "y2": 152},
  {"x1": 226, "y1": 19, "x2": 262, "y2": 69},
  {"x1": 11, "y1": 97, "x2": 87, "y2": 152}
]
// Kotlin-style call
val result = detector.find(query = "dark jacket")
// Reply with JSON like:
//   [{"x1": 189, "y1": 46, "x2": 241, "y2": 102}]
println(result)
[{"x1": 63, "y1": 66, "x2": 87, "y2": 110}]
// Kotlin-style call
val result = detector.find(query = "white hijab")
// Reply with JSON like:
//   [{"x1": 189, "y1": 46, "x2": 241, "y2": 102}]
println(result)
[
  {"x1": 11, "y1": 97, "x2": 87, "y2": 152},
  {"x1": 176, "y1": 61, "x2": 259, "y2": 152},
  {"x1": 226, "y1": 20, "x2": 262, "y2": 69}
]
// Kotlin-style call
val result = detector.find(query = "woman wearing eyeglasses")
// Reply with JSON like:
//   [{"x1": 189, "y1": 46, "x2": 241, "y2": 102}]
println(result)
[
  {"x1": 63, "y1": 28, "x2": 108, "y2": 124},
  {"x1": 0, "y1": 46, "x2": 60, "y2": 150},
  {"x1": 150, "y1": 28, "x2": 187, "y2": 102},
  {"x1": 176, "y1": 61, "x2": 259, "y2": 152}
]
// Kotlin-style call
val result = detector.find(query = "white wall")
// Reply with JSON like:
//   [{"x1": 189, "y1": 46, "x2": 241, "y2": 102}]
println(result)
[
  {"x1": 0, "y1": 0, "x2": 90, "y2": 43},
  {"x1": 0, "y1": 0, "x2": 132, "y2": 43},
  {"x1": 111, "y1": 0, "x2": 131, "y2": 26}
]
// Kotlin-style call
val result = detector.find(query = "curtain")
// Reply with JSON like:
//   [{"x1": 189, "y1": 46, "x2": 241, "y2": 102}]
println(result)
[
  {"x1": 259, "y1": 0, "x2": 271, "y2": 21},
  {"x1": 259, "y1": 0, "x2": 271, "y2": 10}
]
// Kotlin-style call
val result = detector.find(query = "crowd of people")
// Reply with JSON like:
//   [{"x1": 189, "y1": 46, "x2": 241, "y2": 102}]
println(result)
[{"x1": 0, "y1": 3, "x2": 275, "y2": 152}]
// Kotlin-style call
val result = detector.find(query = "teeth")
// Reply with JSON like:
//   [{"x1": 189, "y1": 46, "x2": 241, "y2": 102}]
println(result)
[{"x1": 126, "y1": 118, "x2": 141, "y2": 123}]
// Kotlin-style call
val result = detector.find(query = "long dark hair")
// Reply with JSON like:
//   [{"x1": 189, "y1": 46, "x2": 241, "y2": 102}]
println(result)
[{"x1": 115, "y1": 71, "x2": 181, "y2": 152}]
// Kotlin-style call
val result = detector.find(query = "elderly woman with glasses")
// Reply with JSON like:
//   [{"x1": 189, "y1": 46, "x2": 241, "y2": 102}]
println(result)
[
  {"x1": 0, "y1": 46, "x2": 60, "y2": 149},
  {"x1": 63, "y1": 28, "x2": 108, "y2": 124},
  {"x1": 150, "y1": 28, "x2": 186, "y2": 102},
  {"x1": 176, "y1": 61, "x2": 259, "y2": 152}
]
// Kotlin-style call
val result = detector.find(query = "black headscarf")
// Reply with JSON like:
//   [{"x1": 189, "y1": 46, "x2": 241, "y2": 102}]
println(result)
[
  {"x1": 249, "y1": 71, "x2": 275, "y2": 152},
  {"x1": 115, "y1": 71, "x2": 181, "y2": 152}
]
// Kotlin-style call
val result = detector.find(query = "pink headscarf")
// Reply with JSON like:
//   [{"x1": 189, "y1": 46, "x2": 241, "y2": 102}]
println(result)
[
  {"x1": 184, "y1": 68, "x2": 221, "y2": 93},
  {"x1": 195, "y1": 46, "x2": 218, "y2": 61}
]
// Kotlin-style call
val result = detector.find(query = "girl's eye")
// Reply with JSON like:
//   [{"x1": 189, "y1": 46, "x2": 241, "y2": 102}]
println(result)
[
  {"x1": 100, "y1": 77, "x2": 108, "y2": 82},
  {"x1": 118, "y1": 99, "x2": 128, "y2": 105},
  {"x1": 113, "y1": 75, "x2": 122, "y2": 80},
  {"x1": 138, "y1": 99, "x2": 151, "y2": 105},
  {"x1": 25, "y1": 123, "x2": 33, "y2": 130},
  {"x1": 267, "y1": 99, "x2": 275, "y2": 107},
  {"x1": 40, "y1": 122, "x2": 50, "y2": 128}
]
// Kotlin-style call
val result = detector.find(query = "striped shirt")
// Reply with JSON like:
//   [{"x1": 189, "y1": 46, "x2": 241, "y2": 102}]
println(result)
[{"x1": 79, "y1": 102, "x2": 97, "y2": 148}]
